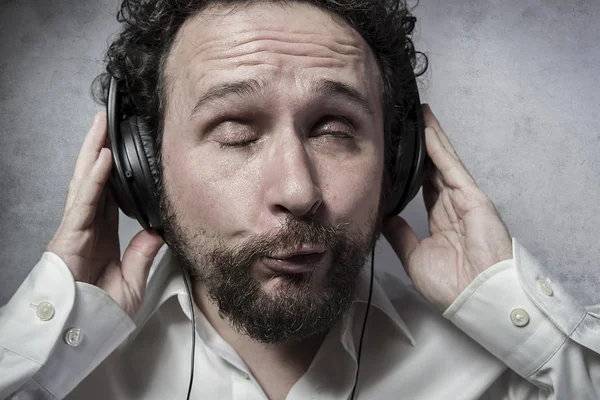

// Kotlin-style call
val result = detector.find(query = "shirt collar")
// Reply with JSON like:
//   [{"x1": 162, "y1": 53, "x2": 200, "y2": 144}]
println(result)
[
  {"x1": 353, "y1": 265, "x2": 416, "y2": 346},
  {"x1": 138, "y1": 247, "x2": 416, "y2": 349}
]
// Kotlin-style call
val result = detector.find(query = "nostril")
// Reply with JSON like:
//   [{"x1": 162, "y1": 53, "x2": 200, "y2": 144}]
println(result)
[{"x1": 306, "y1": 200, "x2": 321, "y2": 217}]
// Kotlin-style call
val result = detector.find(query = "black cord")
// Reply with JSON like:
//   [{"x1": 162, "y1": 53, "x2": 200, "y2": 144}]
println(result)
[
  {"x1": 350, "y1": 244, "x2": 376, "y2": 399},
  {"x1": 179, "y1": 264, "x2": 196, "y2": 400}
]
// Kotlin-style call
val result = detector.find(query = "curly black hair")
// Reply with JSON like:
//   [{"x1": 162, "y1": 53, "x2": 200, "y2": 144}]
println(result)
[{"x1": 91, "y1": 0, "x2": 428, "y2": 205}]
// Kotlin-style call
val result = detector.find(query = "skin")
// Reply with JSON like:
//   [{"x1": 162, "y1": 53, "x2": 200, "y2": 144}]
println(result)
[
  {"x1": 159, "y1": 4, "x2": 385, "y2": 397},
  {"x1": 161, "y1": 3, "x2": 385, "y2": 270},
  {"x1": 48, "y1": 2, "x2": 513, "y2": 399}
]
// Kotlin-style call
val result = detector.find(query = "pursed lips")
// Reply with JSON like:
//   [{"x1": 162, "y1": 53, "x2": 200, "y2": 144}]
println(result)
[
  {"x1": 268, "y1": 244, "x2": 328, "y2": 260},
  {"x1": 262, "y1": 245, "x2": 330, "y2": 274}
]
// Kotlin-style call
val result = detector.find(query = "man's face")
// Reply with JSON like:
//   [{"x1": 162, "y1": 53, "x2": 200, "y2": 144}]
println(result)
[{"x1": 159, "y1": 2, "x2": 385, "y2": 344}]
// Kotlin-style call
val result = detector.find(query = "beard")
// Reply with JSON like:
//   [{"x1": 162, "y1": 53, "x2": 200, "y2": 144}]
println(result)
[{"x1": 158, "y1": 184, "x2": 383, "y2": 345}]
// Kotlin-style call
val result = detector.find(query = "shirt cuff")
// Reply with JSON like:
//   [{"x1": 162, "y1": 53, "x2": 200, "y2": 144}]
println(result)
[
  {"x1": 0, "y1": 252, "x2": 76, "y2": 365},
  {"x1": 32, "y1": 263, "x2": 136, "y2": 398},
  {"x1": 442, "y1": 237, "x2": 584, "y2": 377}
]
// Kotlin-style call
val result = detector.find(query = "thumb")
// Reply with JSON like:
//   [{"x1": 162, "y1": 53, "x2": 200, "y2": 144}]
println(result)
[
  {"x1": 382, "y1": 215, "x2": 419, "y2": 271},
  {"x1": 121, "y1": 228, "x2": 165, "y2": 299}
]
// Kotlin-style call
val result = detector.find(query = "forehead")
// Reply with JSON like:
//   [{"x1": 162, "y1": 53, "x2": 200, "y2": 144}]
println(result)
[{"x1": 164, "y1": 2, "x2": 383, "y2": 117}]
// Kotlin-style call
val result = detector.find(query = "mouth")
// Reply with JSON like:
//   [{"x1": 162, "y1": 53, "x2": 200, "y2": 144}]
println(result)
[
  {"x1": 269, "y1": 244, "x2": 328, "y2": 260},
  {"x1": 262, "y1": 246, "x2": 329, "y2": 274}
]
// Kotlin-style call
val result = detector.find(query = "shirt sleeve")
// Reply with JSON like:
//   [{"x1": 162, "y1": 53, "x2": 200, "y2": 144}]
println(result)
[
  {"x1": 0, "y1": 252, "x2": 136, "y2": 400},
  {"x1": 443, "y1": 237, "x2": 600, "y2": 399}
]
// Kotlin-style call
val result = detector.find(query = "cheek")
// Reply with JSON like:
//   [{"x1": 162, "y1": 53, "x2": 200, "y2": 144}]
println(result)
[
  {"x1": 321, "y1": 156, "x2": 383, "y2": 219},
  {"x1": 167, "y1": 149, "x2": 259, "y2": 233}
]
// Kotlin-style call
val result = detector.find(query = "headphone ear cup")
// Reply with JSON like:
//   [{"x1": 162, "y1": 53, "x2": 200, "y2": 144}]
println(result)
[
  {"x1": 134, "y1": 118, "x2": 160, "y2": 188},
  {"x1": 106, "y1": 126, "x2": 141, "y2": 224},
  {"x1": 384, "y1": 76, "x2": 427, "y2": 217},
  {"x1": 106, "y1": 75, "x2": 162, "y2": 230},
  {"x1": 126, "y1": 116, "x2": 162, "y2": 230}
]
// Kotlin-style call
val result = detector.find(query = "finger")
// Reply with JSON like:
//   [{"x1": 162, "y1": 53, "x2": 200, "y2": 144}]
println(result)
[
  {"x1": 425, "y1": 155, "x2": 445, "y2": 193},
  {"x1": 422, "y1": 177, "x2": 439, "y2": 218},
  {"x1": 422, "y1": 104, "x2": 460, "y2": 160},
  {"x1": 120, "y1": 229, "x2": 165, "y2": 302},
  {"x1": 65, "y1": 147, "x2": 113, "y2": 231},
  {"x1": 104, "y1": 184, "x2": 120, "y2": 231},
  {"x1": 382, "y1": 215, "x2": 419, "y2": 271},
  {"x1": 66, "y1": 112, "x2": 108, "y2": 210},
  {"x1": 97, "y1": 186, "x2": 107, "y2": 222},
  {"x1": 425, "y1": 127, "x2": 475, "y2": 190},
  {"x1": 422, "y1": 115, "x2": 474, "y2": 186}
]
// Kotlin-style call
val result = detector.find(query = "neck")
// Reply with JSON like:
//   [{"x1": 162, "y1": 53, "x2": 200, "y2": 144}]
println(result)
[{"x1": 193, "y1": 281, "x2": 326, "y2": 398}]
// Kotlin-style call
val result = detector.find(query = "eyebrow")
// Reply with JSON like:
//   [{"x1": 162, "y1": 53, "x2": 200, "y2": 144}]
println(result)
[{"x1": 189, "y1": 77, "x2": 374, "y2": 119}]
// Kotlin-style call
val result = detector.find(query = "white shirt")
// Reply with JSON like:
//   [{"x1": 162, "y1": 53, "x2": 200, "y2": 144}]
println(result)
[{"x1": 1, "y1": 236, "x2": 599, "y2": 399}]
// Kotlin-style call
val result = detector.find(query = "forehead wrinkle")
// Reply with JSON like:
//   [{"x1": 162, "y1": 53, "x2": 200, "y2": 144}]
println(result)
[
  {"x1": 201, "y1": 42, "x2": 362, "y2": 69},
  {"x1": 169, "y1": 3, "x2": 369, "y2": 75},
  {"x1": 179, "y1": 47, "x2": 367, "y2": 119},
  {"x1": 165, "y1": 3, "x2": 384, "y2": 120},
  {"x1": 204, "y1": 30, "x2": 365, "y2": 60},
  {"x1": 167, "y1": 4, "x2": 365, "y2": 73},
  {"x1": 181, "y1": 29, "x2": 367, "y2": 81},
  {"x1": 176, "y1": 22, "x2": 366, "y2": 57},
  {"x1": 181, "y1": 2, "x2": 366, "y2": 52}
]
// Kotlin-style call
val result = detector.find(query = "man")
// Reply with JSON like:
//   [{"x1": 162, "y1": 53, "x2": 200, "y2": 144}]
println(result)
[{"x1": 0, "y1": 0, "x2": 598, "y2": 399}]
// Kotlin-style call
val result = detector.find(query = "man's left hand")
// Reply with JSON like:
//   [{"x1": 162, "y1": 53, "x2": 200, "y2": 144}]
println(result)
[{"x1": 382, "y1": 104, "x2": 513, "y2": 311}]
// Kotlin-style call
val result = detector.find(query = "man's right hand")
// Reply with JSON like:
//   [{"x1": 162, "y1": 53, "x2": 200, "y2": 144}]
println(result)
[{"x1": 47, "y1": 112, "x2": 165, "y2": 319}]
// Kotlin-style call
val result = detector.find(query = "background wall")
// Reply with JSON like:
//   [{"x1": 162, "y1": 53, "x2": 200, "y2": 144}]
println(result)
[{"x1": 1, "y1": 0, "x2": 598, "y2": 306}]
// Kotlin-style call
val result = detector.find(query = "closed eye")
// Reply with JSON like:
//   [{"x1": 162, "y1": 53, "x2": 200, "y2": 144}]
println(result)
[
  {"x1": 218, "y1": 138, "x2": 259, "y2": 149},
  {"x1": 212, "y1": 120, "x2": 259, "y2": 149},
  {"x1": 311, "y1": 116, "x2": 356, "y2": 138}
]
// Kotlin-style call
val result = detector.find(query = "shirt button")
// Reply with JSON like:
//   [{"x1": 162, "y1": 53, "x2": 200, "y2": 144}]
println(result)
[
  {"x1": 510, "y1": 308, "x2": 530, "y2": 327},
  {"x1": 536, "y1": 278, "x2": 553, "y2": 296},
  {"x1": 64, "y1": 328, "x2": 84, "y2": 347},
  {"x1": 241, "y1": 372, "x2": 250, "y2": 380},
  {"x1": 35, "y1": 301, "x2": 55, "y2": 321}
]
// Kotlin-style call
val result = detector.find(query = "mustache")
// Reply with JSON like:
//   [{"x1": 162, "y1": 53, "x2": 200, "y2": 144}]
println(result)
[{"x1": 214, "y1": 217, "x2": 351, "y2": 264}]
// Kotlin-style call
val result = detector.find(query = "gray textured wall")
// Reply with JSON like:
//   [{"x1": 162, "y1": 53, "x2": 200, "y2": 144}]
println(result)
[{"x1": 1, "y1": 0, "x2": 598, "y2": 306}]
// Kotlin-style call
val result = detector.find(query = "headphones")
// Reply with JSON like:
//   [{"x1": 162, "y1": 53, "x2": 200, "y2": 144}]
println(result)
[
  {"x1": 106, "y1": 74, "x2": 427, "y2": 232},
  {"x1": 106, "y1": 66, "x2": 427, "y2": 400}
]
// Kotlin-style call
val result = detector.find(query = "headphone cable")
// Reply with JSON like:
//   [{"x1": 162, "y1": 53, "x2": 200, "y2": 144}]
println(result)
[
  {"x1": 350, "y1": 244, "x2": 376, "y2": 399},
  {"x1": 179, "y1": 263, "x2": 196, "y2": 400}
]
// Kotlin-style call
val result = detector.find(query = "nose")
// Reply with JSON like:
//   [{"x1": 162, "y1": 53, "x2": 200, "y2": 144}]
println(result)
[{"x1": 264, "y1": 136, "x2": 323, "y2": 218}]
